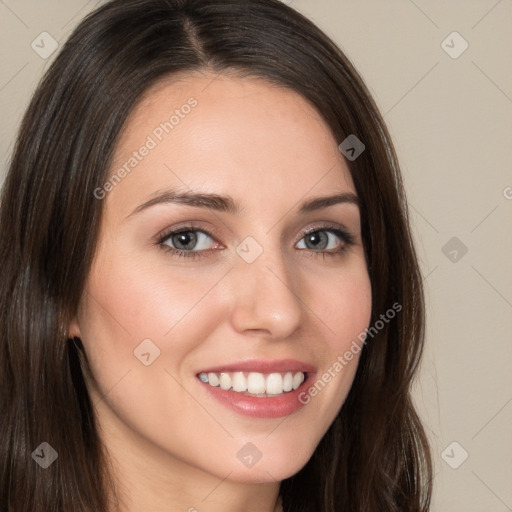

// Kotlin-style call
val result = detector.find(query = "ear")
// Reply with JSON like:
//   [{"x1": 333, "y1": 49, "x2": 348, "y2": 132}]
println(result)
[{"x1": 67, "y1": 316, "x2": 82, "y2": 339}]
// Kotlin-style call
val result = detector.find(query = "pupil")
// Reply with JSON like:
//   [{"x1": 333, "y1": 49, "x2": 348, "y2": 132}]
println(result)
[
  {"x1": 173, "y1": 231, "x2": 197, "y2": 250},
  {"x1": 307, "y1": 231, "x2": 327, "y2": 250}
]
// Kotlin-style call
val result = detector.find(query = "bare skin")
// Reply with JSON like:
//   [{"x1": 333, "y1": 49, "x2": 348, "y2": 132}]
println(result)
[{"x1": 69, "y1": 72, "x2": 372, "y2": 512}]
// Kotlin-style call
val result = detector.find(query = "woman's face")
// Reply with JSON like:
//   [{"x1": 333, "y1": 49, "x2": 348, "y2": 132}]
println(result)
[{"x1": 70, "y1": 73, "x2": 372, "y2": 484}]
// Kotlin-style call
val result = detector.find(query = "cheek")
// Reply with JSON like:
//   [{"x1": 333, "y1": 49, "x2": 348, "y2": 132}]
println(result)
[
  {"x1": 78, "y1": 247, "x2": 229, "y2": 375},
  {"x1": 76, "y1": 251, "x2": 234, "y2": 454},
  {"x1": 297, "y1": 259, "x2": 371, "y2": 421},
  {"x1": 311, "y1": 256, "x2": 372, "y2": 352},
  {"x1": 333, "y1": 274, "x2": 372, "y2": 347}
]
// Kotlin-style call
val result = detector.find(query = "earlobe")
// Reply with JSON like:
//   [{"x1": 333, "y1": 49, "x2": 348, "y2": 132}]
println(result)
[{"x1": 67, "y1": 317, "x2": 81, "y2": 340}]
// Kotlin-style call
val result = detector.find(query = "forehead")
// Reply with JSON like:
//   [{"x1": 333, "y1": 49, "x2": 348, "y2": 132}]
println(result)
[{"x1": 105, "y1": 72, "x2": 356, "y2": 218}]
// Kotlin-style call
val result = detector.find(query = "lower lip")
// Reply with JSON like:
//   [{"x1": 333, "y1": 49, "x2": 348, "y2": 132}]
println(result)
[{"x1": 197, "y1": 374, "x2": 315, "y2": 419}]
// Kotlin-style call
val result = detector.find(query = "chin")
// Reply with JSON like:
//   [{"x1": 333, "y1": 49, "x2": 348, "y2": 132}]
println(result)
[{"x1": 215, "y1": 441, "x2": 316, "y2": 484}]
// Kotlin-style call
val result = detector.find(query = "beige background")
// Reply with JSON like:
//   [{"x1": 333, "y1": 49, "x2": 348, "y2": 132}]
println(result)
[{"x1": 1, "y1": 1, "x2": 511, "y2": 510}]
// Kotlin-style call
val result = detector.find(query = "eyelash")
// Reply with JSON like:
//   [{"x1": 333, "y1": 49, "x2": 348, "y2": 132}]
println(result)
[{"x1": 155, "y1": 222, "x2": 356, "y2": 261}]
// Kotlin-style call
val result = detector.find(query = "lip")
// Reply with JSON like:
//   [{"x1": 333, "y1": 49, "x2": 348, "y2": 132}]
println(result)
[
  {"x1": 196, "y1": 359, "x2": 317, "y2": 419},
  {"x1": 197, "y1": 358, "x2": 317, "y2": 375}
]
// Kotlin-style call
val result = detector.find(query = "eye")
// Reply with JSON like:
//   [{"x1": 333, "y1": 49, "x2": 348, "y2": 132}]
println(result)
[
  {"x1": 296, "y1": 227, "x2": 354, "y2": 256},
  {"x1": 159, "y1": 228, "x2": 217, "y2": 255}
]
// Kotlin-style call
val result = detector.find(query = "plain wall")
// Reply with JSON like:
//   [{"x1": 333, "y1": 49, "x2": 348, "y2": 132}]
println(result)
[{"x1": 0, "y1": 1, "x2": 511, "y2": 510}]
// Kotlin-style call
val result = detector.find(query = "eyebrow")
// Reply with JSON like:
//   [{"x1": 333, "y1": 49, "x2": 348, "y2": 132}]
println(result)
[{"x1": 125, "y1": 189, "x2": 359, "y2": 220}]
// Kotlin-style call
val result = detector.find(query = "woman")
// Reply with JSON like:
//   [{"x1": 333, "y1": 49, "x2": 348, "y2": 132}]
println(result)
[{"x1": 0, "y1": 0, "x2": 432, "y2": 510}]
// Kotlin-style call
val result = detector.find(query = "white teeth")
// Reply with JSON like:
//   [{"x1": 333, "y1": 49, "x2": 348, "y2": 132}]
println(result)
[
  {"x1": 247, "y1": 372, "x2": 266, "y2": 394},
  {"x1": 283, "y1": 372, "x2": 293, "y2": 392},
  {"x1": 219, "y1": 373, "x2": 232, "y2": 390},
  {"x1": 198, "y1": 370, "x2": 306, "y2": 396},
  {"x1": 292, "y1": 372, "x2": 305, "y2": 390},
  {"x1": 207, "y1": 372, "x2": 219, "y2": 386},
  {"x1": 231, "y1": 371, "x2": 247, "y2": 392},
  {"x1": 265, "y1": 373, "x2": 283, "y2": 395}
]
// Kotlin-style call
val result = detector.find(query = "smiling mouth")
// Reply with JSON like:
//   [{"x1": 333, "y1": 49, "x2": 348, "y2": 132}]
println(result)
[{"x1": 197, "y1": 370, "x2": 306, "y2": 396}]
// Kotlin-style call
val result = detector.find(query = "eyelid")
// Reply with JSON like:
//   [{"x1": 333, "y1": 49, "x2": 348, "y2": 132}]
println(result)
[
  {"x1": 294, "y1": 221, "x2": 353, "y2": 244},
  {"x1": 154, "y1": 220, "x2": 223, "y2": 246}
]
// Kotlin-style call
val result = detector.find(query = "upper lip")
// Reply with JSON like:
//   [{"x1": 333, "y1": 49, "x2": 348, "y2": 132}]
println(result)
[{"x1": 197, "y1": 358, "x2": 316, "y2": 375}]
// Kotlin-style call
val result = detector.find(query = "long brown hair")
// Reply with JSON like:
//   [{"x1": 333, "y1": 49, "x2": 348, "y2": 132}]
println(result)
[{"x1": 0, "y1": 0, "x2": 432, "y2": 510}]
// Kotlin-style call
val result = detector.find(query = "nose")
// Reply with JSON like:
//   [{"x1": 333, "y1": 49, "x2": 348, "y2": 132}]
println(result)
[{"x1": 226, "y1": 244, "x2": 304, "y2": 340}]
